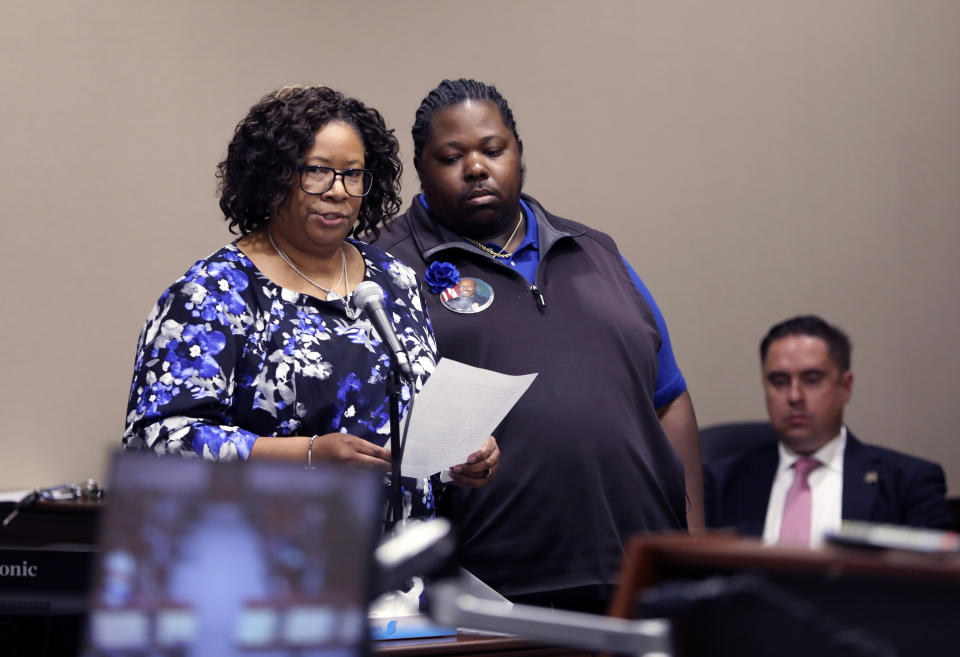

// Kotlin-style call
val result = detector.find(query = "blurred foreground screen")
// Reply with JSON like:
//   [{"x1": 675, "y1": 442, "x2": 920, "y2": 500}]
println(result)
[{"x1": 84, "y1": 453, "x2": 382, "y2": 657}]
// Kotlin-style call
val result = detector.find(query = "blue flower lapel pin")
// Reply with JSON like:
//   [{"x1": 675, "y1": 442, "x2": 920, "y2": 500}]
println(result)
[{"x1": 424, "y1": 261, "x2": 460, "y2": 294}]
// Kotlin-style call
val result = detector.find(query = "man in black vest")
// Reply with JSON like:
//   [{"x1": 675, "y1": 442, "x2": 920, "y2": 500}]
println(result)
[{"x1": 372, "y1": 78, "x2": 703, "y2": 613}]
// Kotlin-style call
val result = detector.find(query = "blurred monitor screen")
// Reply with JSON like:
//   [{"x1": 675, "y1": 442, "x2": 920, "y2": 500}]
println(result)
[{"x1": 83, "y1": 453, "x2": 381, "y2": 657}]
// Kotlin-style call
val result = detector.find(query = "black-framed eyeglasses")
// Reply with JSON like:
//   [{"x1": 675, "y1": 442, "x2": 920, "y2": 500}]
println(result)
[{"x1": 296, "y1": 165, "x2": 374, "y2": 197}]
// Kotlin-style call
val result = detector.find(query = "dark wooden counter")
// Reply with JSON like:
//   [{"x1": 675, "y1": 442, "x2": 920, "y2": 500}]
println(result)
[
  {"x1": 374, "y1": 632, "x2": 592, "y2": 657},
  {"x1": 608, "y1": 533, "x2": 960, "y2": 657}
]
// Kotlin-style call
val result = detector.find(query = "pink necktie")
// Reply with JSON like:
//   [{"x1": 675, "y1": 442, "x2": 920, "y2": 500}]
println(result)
[{"x1": 778, "y1": 457, "x2": 821, "y2": 546}]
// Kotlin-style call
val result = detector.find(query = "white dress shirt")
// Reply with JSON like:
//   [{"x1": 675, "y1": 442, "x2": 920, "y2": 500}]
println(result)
[{"x1": 762, "y1": 426, "x2": 847, "y2": 548}]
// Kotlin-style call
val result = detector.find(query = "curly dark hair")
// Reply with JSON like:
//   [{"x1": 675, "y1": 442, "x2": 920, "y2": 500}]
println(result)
[
  {"x1": 411, "y1": 78, "x2": 522, "y2": 163},
  {"x1": 217, "y1": 85, "x2": 402, "y2": 237}
]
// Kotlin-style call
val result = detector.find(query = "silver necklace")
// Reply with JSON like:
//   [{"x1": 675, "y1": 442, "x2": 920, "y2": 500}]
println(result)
[
  {"x1": 340, "y1": 250, "x2": 359, "y2": 319},
  {"x1": 267, "y1": 226, "x2": 360, "y2": 320}
]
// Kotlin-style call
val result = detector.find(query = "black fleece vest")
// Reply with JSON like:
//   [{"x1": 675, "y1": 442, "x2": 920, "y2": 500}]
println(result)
[{"x1": 372, "y1": 195, "x2": 686, "y2": 596}]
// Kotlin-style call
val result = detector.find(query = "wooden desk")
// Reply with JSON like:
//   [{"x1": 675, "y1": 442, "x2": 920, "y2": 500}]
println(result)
[
  {"x1": 609, "y1": 533, "x2": 960, "y2": 657},
  {"x1": 375, "y1": 632, "x2": 591, "y2": 657}
]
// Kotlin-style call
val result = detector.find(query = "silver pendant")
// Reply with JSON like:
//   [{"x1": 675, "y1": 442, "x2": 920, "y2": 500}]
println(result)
[
  {"x1": 345, "y1": 304, "x2": 360, "y2": 320},
  {"x1": 326, "y1": 291, "x2": 341, "y2": 302}
]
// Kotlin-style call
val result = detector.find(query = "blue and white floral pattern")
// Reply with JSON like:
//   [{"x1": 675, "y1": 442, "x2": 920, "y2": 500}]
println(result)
[{"x1": 124, "y1": 240, "x2": 438, "y2": 466}]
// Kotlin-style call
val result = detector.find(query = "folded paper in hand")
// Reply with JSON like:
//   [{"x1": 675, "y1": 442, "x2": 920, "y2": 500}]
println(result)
[{"x1": 399, "y1": 358, "x2": 536, "y2": 478}]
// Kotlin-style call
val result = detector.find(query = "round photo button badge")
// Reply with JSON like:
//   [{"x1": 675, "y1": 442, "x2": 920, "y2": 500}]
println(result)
[{"x1": 440, "y1": 277, "x2": 494, "y2": 314}]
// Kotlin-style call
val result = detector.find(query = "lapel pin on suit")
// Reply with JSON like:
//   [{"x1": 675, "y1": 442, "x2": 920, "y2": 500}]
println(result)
[{"x1": 864, "y1": 470, "x2": 879, "y2": 484}]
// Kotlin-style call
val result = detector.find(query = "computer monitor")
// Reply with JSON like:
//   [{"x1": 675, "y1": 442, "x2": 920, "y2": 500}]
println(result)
[{"x1": 83, "y1": 453, "x2": 382, "y2": 657}]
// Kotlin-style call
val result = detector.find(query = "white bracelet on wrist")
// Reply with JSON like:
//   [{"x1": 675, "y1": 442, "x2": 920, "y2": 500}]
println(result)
[{"x1": 306, "y1": 434, "x2": 319, "y2": 470}]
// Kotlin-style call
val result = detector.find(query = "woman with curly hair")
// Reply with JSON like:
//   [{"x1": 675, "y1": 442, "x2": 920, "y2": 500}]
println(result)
[{"x1": 122, "y1": 86, "x2": 499, "y2": 500}]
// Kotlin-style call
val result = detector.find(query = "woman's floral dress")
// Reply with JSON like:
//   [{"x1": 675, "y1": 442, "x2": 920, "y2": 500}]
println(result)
[{"x1": 123, "y1": 239, "x2": 440, "y2": 515}]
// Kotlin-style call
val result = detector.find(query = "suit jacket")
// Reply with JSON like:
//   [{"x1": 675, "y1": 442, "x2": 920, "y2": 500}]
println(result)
[{"x1": 704, "y1": 431, "x2": 955, "y2": 535}]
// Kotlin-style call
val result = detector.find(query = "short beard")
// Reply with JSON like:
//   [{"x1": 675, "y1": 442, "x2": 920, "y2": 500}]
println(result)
[{"x1": 465, "y1": 166, "x2": 525, "y2": 242}]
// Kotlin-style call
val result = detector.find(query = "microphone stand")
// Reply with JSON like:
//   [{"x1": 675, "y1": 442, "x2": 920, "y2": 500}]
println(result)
[
  {"x1": 385, "y1": 363, "x2": 405, "y2": 532},
  {"x1": 352, "y1": 281, "x2": 416, "y2": 532},
  {"x1": 429, "y1": 579, "x2": 673, "y2": 656}
]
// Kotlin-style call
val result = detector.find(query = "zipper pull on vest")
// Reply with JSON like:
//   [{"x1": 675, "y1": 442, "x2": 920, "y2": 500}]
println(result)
[{"x1": 530, "y1": 285, "x2": 546, "y2": 310}]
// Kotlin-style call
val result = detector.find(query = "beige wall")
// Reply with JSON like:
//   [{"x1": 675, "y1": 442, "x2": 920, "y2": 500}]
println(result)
[{"x1": 1, "y1": 1, "x2": 958, "y2": 494}]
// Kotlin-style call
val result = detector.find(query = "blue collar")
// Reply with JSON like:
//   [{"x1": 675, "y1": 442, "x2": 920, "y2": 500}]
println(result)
[{"x1": 415, "y1": 194, "x2": 539, "y2": 254}]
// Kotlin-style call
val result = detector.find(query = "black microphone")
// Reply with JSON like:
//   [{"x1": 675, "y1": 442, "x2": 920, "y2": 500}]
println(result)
[{"x1": 353, "y1": 281, "x2": 416, "y2": 382}]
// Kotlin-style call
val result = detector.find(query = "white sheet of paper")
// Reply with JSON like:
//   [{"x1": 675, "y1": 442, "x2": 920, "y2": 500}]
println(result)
[{"x1": 400, "y1": 358, "x2": 536, "y2": 478}]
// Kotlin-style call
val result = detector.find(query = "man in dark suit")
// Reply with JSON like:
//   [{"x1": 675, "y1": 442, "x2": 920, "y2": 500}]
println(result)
[{"x1": 705, "y1": 315, "x2": 954, "y2": 545}]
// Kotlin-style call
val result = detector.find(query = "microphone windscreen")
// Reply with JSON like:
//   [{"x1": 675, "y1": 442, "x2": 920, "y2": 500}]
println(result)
[{"x1": 353, "y1": 280, "x2": 385, "y2": 308}]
